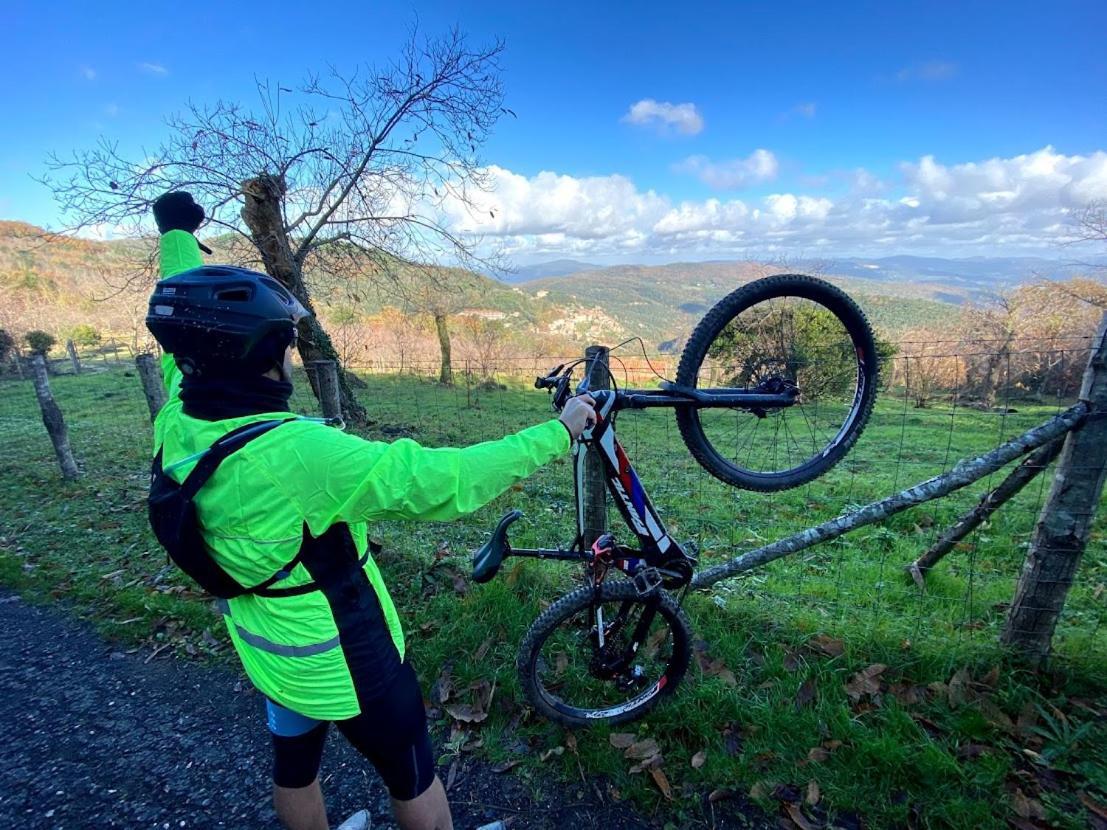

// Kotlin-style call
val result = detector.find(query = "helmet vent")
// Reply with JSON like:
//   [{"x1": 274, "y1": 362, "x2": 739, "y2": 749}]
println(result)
[{"x1": 214, "y1": 288, "x2": 252, "y2": 302}]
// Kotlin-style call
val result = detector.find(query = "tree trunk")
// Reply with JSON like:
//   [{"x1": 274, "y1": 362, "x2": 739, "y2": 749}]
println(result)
[
  {"x1": 135, "y1": 353, "x2": 168, "y2": 421},
  {"x1": 305, "y1": 360, "x2": 343, "y2": 422},
  {"x1": 240, "y1": 173, "x2": 367, "y2": 422},
  {"x1": 29, "y1": 354, "x2": 80, "y2": 480},
  {"x1": 907, "y1": 437, "x2": 1064, "y2": 587},
  {"x1": 434, "y1": 312, "x2": 453, "y2": 385},
  {"x1": 66, "y1": 339, "x2": 81, "y2": 375},
  {"x1": 1001, "y1": 314, "x2": 1107, "y2": 660}
]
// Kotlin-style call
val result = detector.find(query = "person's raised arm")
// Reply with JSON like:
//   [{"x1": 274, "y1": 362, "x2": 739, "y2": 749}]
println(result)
[{"x1": 153, "y1": 192, "x2": 206, "y2": 398}]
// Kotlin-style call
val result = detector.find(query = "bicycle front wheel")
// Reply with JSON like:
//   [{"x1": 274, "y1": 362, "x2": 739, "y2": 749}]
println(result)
[
  {"x1": 676, "y1": 274, "x2": 878, "y2": 491},
  {"x1": 517, "y1": 581, "x2": 691, "y2": 728}
]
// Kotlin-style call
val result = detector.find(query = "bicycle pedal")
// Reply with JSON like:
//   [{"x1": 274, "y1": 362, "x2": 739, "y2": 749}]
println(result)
[{"x1": 632, "y1": 567, "x2": 663, "y2": 595}]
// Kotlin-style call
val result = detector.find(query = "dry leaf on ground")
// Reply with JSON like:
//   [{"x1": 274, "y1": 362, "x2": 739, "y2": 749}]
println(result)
[
  {"x1": 795, "y1": 677, "x2": 818, "y2": 710},
  {"x1": 650, "y1": 767, "x2": 673, "y2": 800},
  {"x1": 691, "y1": 749, "x2": 706, "y2": 769},
  {"x1": 784, "y1": 802, "x2": 821, "y2": 830},
  {"x1": 844, "y1": 663, "x2": 887, "y2": 701},
  {"x1": 625, "y1": 738, "x2": 661, "y2": 761},
  {"x1": 806, "y1": 780, "x2": 821, "y2": 805},
  {"x1": 609, "y1": 732, "x2": 636, "y2": 749},
  {"x1": 809, "y1": 634, "x2": 845, "y2": 658},
  {"x1": 444, "y1": 703, "x2": 487, "y2": 724}
]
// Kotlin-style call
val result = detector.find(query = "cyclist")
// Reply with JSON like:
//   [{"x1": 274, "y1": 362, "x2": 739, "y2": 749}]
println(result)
[{"x1": 145, "y1": 191, "x2": 596, "y2": 830}]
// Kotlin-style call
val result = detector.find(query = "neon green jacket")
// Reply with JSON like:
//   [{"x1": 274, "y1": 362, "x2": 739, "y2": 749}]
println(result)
[{"x1": 153, "y1": 231, "x2": 568, "y2": 718}]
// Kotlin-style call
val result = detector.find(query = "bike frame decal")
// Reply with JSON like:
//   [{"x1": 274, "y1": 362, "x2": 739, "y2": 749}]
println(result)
[{"x1": 575, "y1": 392, "x2": 672, "y2": 555}]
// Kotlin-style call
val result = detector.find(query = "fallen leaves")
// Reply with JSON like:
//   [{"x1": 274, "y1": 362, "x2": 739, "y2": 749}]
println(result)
[
  {"x1": 808, "y1": 633, "x2": 845, "y2": 658},
  {"x1": 794, "y1": 677, "x2": 818, "y2": 710},
  {"x1": 609, "y1": 731, "x2": 669, "y2": 795},
  {"x1": 693, "y1": 640, "x2": 739, "y2": 687},
  {"x1": 608, "y1": 732, "x2": 635, "y2": 749},
  {"x1": 624, "y1": 738, "x2": 661, "y2": 761},
  {"x1": 650, "y1": 767, "x2": 673, "y2": 800},
  {"x1": 844, "y1": 663, "x2": 887, "y2": 702},
  {"x1": 690, "y1": 749, "x2": 707, "y2": 769}
]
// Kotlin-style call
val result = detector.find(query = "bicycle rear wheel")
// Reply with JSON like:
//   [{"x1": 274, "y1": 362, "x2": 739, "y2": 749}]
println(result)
[
  {"x1": 675, "y1": 274, "x2": 878, "y2": 491},
  {"x1": 517, "y1": 581, "x2": 691, "y2": 728}
]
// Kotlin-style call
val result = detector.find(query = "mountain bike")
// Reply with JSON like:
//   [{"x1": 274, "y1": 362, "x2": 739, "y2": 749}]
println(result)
[{"x1": 471, "y1": 274, "x2": 879, "y2": 726}]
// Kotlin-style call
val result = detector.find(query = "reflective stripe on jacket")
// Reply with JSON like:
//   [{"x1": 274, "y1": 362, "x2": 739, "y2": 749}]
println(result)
[{"x1": 153, "y1": 231, "x2": 569, "y2": 718}]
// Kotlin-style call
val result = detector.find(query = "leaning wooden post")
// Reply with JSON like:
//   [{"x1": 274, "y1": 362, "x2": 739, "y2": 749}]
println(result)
[
  {"x1": 583, "y1": 345, "x2": 610, "y2": 548},
  {"x1": 65, "y1": 339, "x2": 81, "y2": 375},
  {"x1": 29, "y1": 354, "x2": 80, "y2": 480},
  {"x1": 907, "y1": 436, "x2": 1065, "y2": 587},
  {"x1": 1001, "y1": 314, "x2": 1107, "y2": 660},
  {"x1": 307, "y1": 360, "x2": 343, "y2": 421},
  {"x1": 691, "y1": 400, "x2": 1088, "y2": 590},
  {"x1": 135, "y1": 353, "x2": 168, "y2": 421}
]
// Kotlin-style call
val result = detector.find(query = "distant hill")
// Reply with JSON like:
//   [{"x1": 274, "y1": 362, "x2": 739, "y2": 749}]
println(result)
[
  {"x1": 2, "y1": 221, "x2": 1102, "y2": 354},
  {"x1": 494, "y1": 259, "x2": 601, "y2": 283},
  {"x1": 821, "y1": 255, "x2": 1096, "y2": 295},
  {"x1": 516, "y1": 261, "x2": 979, "y2": 346}
]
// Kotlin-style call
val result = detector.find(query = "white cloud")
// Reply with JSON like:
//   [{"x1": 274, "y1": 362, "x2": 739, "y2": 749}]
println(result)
[
  {"x1": 438, "y1": 147, "x2": 1107, "y2": 260},
  {"x1": 139, "y1": 62, "x2": 169, "y2": 76},
  {"x1": 621, "y1": 99, "x2": 704, "y2": 136},
  {"x1": 894, "y1": 60, "x2": 958, "y2": 82},
  {"x1": 675, "y1": 149, "x2": 779, "y2": 190},
  {"x1": 79, "y1": 65, "x2": 96, "y2": 81},
  {"x1": 104, "y1": 103, "x2": 120, "y2": 117},
  {"x1": 791, "y1": 102, "x2": 817, "y2": 118}
]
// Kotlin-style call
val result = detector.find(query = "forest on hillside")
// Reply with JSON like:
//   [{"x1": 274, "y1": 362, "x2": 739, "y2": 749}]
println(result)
[{"x1": 2, "y1": 219, "x2": 1106, "y2": 406}]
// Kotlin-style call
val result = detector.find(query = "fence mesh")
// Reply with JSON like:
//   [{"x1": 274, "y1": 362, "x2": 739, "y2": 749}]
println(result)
[{"x1": 1, "y1": 337, "x2": 1104, "y2": 666}]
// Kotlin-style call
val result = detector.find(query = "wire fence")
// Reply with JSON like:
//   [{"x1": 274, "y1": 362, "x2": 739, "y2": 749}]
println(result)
[{"x1": 1, "y1": 337, "x2": 1105, "y2": 667}]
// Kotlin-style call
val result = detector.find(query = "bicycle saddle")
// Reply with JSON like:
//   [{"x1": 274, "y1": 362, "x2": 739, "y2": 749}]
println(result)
[{"x1": 471, "y1": 509, "x2": 523, "y2": 583}]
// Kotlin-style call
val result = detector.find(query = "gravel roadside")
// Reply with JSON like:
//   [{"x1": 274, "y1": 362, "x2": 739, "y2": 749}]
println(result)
[{"x1": 1, "y1": 590, "x2": 772, "y2": 829}]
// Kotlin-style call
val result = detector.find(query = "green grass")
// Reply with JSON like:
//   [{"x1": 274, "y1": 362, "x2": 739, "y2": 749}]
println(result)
[{"x1": 1, "y1": 363, "x2": 1105, "y2": 829}]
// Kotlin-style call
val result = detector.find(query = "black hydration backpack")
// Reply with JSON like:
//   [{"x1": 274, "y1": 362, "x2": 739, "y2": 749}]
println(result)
[{"x1": 148, "y1": 419, "x2": 294, "y2": 599}]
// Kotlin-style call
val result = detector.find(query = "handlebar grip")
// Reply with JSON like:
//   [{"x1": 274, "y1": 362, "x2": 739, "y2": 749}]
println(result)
[{"x1": 471, "y1": 509, "x2": 523, "y2": 584}]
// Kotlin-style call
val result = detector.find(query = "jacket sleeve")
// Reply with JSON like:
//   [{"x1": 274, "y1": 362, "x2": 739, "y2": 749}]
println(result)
[
  {"x1": 157, "y1": 230, "x2": 204, "y2": 399},
  {"x1": 272, "y1": 419, "x2": 571, "y2": 532}
]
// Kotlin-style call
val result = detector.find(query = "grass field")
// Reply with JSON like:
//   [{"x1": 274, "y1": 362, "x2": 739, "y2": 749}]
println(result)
[{"x1": 1, "y1": 360, "x2": 1105, "y2": 829}]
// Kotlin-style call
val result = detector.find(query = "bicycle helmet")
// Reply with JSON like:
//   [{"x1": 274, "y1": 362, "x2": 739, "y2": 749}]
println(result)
[{"x1": 146, "y1": 265, "x2": 309, "y2": 376}]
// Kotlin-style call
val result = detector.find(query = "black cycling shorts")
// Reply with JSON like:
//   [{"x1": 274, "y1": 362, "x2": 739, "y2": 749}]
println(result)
[{"x1": 267, "y1": 660, "x2": 434, "y2": 801}]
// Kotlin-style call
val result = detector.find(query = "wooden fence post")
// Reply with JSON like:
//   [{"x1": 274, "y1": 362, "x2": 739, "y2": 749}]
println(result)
[
  {"x1": 29, "y1": 354, "x2": 80, "y2": 480},
  {"x1": 135, "y1": 353, "x2": 168, "y2": 421},
  {"x1": 907, "y1": 437, "x2": 1065, "y2": 586},
  {"x1": 582, "y1": 345, "x2": 610, "y2": 548},
  {"x1": 65, "y1": 339, "x2": 81, "y2": 375},
  {"x1": 306, "y1": 360, "x2": 343, "y2": 421},
  {"x1": 1001, "y1": 313, "x2": 1107, "y2": 659}
]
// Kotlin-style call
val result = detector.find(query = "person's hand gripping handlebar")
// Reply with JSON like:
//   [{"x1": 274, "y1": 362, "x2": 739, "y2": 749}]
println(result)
[{"x1": 558, "y1": 394, "x2": 597, "y2": 440}]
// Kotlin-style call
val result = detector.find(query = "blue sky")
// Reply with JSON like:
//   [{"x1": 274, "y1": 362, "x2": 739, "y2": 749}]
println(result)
[{"x1": 3, "y1": 0, "x2": 1106, "y2": 262}]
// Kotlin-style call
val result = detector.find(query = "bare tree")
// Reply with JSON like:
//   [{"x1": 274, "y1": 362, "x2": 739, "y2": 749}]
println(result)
[
  {"x1": 42, "y1": 26, "x2": 506, "y2": 421},
  {"x1": 378, "y1": 266, "x2": 479, "y2": 384}
]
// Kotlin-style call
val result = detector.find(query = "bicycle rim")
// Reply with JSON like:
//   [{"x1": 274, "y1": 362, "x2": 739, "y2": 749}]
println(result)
[
  {"x1": 676, "y1": 275, "x2": 877, "y2": 491},
  {"x1": 522, "y1": 587, "x2": 686, "y2": 725}
]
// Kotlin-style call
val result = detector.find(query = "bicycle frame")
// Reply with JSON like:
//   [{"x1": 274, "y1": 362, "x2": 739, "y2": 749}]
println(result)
[{"x1": 504, "y1": 388, "x2": 693, "y2": 571}]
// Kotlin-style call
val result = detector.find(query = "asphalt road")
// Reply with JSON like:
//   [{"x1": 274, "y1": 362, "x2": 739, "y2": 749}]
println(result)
[{"x1": 0, "y1": 590, "x2": 775, "y2": 829}]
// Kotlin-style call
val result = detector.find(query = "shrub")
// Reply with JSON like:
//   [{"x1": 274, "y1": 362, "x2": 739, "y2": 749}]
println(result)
[
  {"x1": 24, "y1": 330, "x2": 57, "y2": 356},
  {"x1": 67, "y1": 323, "x2": 102, "y2": 348},
  {"x1": 0, "y1": 329, "x2": 13, "y2": 363}
]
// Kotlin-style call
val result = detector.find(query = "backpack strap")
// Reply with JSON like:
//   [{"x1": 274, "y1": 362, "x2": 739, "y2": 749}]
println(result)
[{"x1": 177, "y1": 418, "x2": 296, "y2": 499}]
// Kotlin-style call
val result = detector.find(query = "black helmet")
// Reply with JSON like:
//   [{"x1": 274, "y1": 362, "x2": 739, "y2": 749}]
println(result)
[{"x1": 146, "y1": 266, "x2": 309, "y2": 376}]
